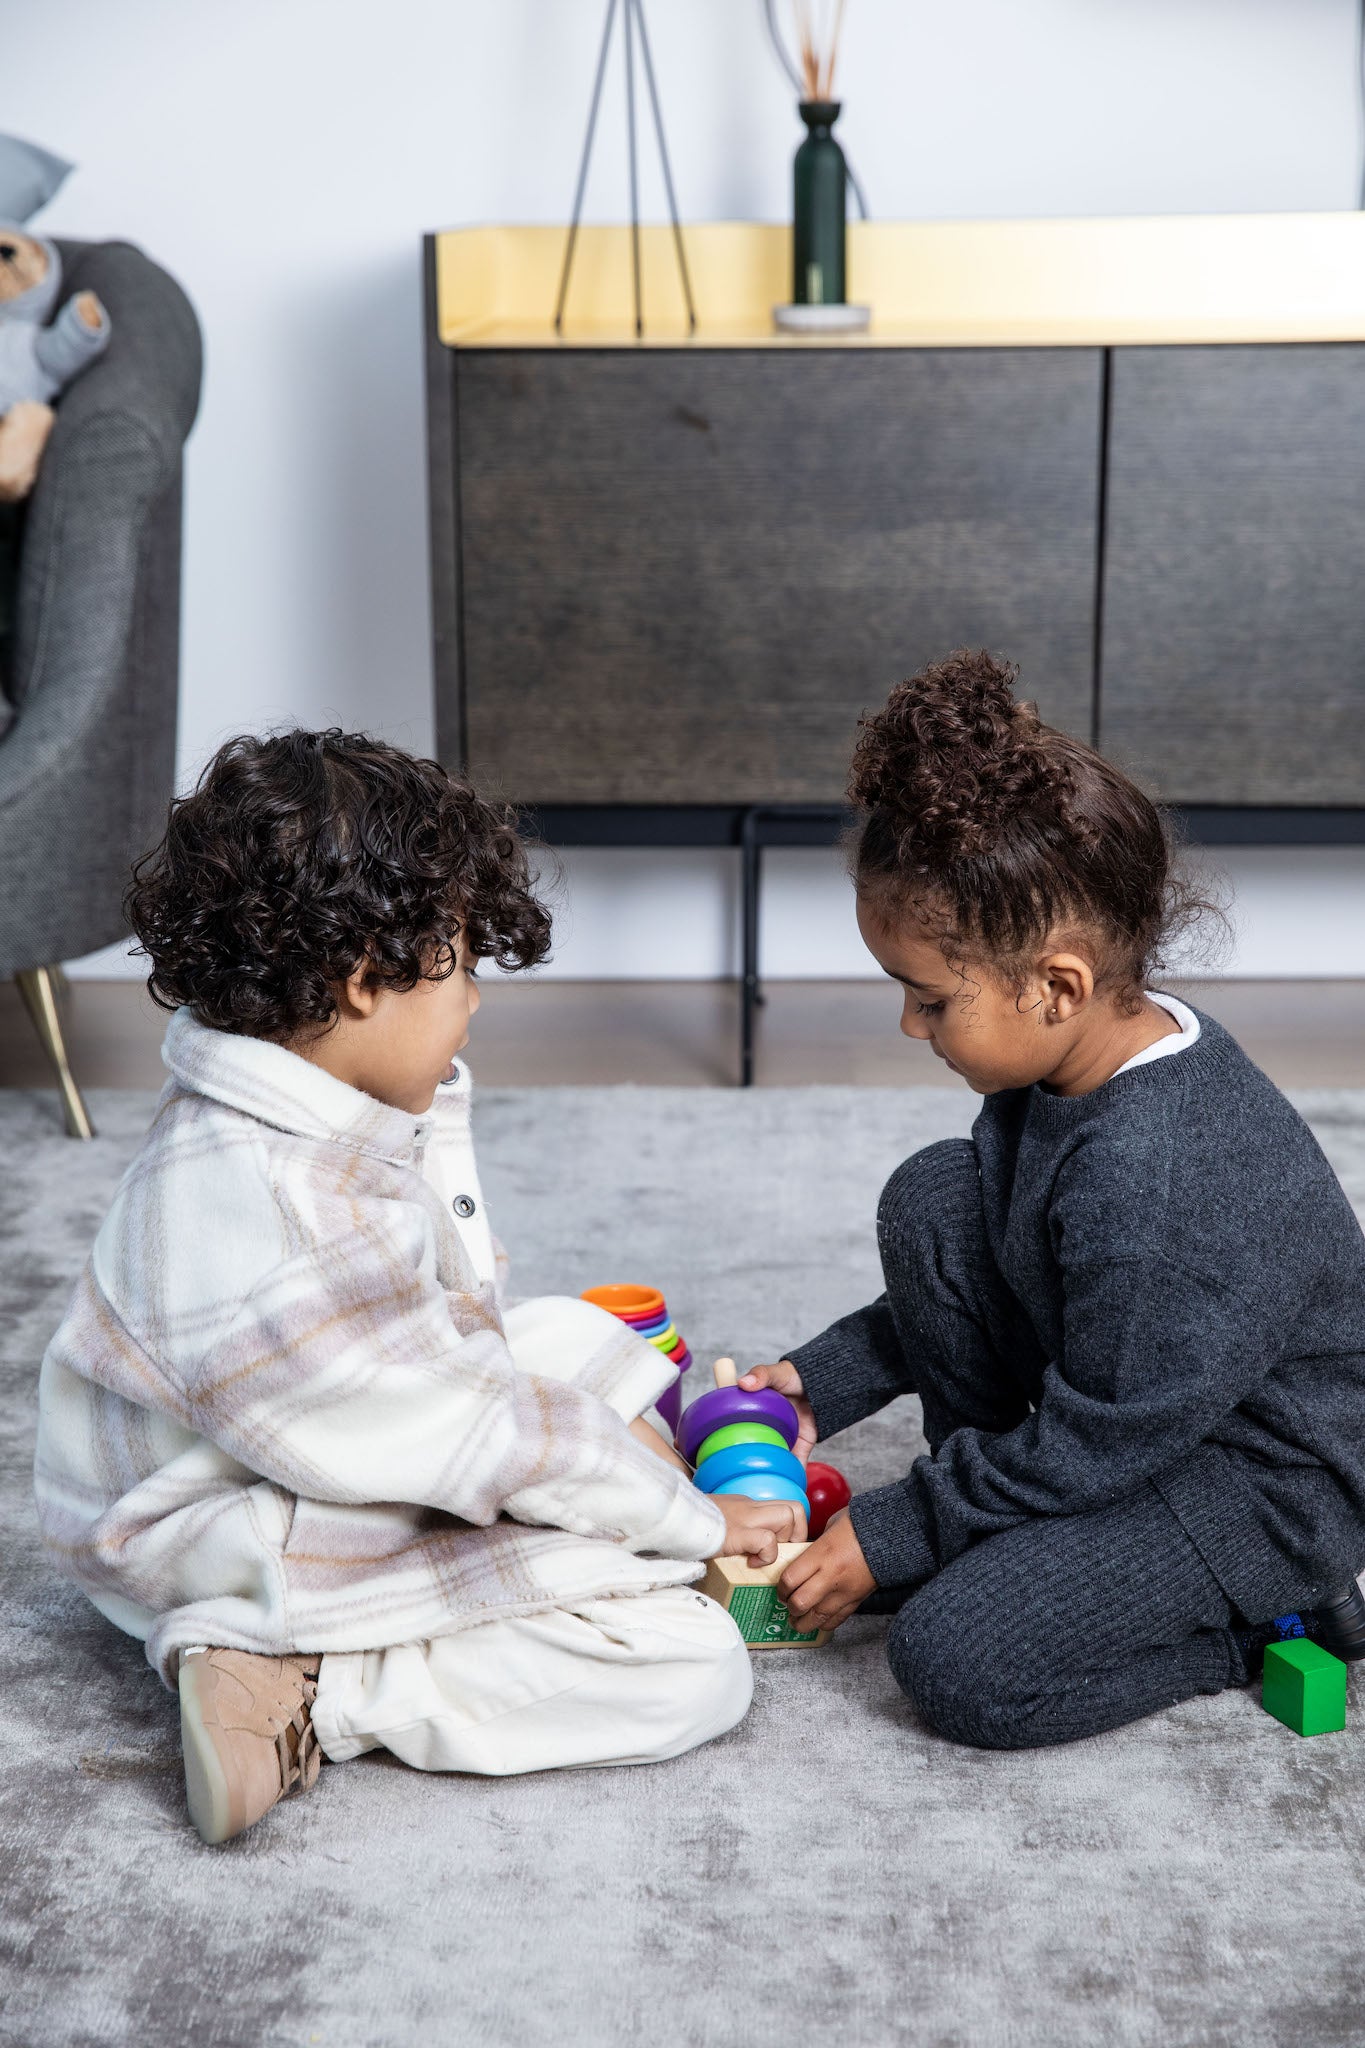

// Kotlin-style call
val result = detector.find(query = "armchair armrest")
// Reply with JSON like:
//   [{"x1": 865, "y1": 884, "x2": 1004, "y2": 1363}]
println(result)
[
  {"x1": 0, "y1": 414, "x2": 168, "y2": 813},
  {"x1": 8, "y1": 238, "x2": 201, "y2": 723},
  {"x1": 0, "y1": 240, "x2": 200, "y2": 976}
]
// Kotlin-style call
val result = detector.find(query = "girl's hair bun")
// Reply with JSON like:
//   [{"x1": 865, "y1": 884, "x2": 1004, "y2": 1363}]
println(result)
[
  {"x1": 847, "y1": 648, "x2": 1222, "y2": 1004},
  {"x1": 848, "y1": 649, "x2": 1070, "y2": 865}
]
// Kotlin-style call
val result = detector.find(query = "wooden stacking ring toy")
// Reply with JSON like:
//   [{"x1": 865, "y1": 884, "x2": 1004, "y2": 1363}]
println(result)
[
  {"x1": 582, "y1": 1283, "x2": 693, "y2": 1434},
  {"x1": 689, "y1": 1359, "x2": 849, "y2": 1652},
  {"x1": 679, "y1": 1358, "x2": 809, "y2": 1518}
]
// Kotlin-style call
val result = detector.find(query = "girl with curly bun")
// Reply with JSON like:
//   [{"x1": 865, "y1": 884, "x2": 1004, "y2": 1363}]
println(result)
[
  {"x1": 744, "y1": 651, "x2": 1365, "y2": 1748},
  {"x1": 34, "y1": 730, "x2": 782, "y2": 1844}
]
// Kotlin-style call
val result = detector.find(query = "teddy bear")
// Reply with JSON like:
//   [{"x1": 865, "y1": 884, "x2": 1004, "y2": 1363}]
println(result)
[{"x1": 0, "y1": 223, "x2": 110, "y2": 503}]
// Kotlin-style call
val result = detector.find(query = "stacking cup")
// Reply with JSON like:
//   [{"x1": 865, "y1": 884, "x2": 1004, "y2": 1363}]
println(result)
[{"x1": 581, "y1": 1283, "x2": 692, "y2": 1435}]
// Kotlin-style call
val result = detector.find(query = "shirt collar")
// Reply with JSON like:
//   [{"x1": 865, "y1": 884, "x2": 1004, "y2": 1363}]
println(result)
[{"x1": 162, "y1": 1007, "x2": 433, "y2": 1164}]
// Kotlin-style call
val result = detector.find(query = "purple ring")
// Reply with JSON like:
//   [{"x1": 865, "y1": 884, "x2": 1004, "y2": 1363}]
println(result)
[{"x1": 676, "y1": 1386, "x2": 798, "y2": 1462}]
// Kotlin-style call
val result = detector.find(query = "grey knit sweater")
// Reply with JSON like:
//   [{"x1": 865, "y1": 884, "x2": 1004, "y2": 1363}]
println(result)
[{"x1": 791, "y1": 1011, "x2": 1365, "y2": 1615}]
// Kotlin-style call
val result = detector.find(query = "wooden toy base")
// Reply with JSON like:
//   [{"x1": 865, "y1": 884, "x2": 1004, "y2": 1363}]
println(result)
[{"x1": 700, "y1": 1543, "x2": 830, "y2": 1649}]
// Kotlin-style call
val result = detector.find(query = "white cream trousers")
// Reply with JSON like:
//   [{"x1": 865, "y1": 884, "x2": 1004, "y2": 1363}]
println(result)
[
  {"x1": 311, "y1": 1584, "x2": 752, "y2": 1773},
  {"x1": 310, "y1": 1387, "x2": 753, "y2": 1775}
]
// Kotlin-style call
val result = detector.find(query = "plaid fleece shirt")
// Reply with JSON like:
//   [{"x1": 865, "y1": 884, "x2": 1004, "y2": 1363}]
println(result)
[{"x1": 34, "y1": 1010, "x2": 723, "y2": 1685}]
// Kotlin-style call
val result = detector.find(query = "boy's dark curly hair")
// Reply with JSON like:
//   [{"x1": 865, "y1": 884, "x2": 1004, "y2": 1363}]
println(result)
[
  {"x1": 849, "y1": 650, "x2": 1220, "y2": 1006},
  {"x1": 125, "y1": 729, "x2": 551, "y2": 1038}
]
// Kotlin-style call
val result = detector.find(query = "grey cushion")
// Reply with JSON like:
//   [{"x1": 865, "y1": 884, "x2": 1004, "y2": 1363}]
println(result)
[{"x1": 0, "y1": 135, "x2": 71, "y2": 223}]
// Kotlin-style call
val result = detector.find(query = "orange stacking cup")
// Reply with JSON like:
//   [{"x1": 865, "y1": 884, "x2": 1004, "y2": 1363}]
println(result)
[
  {"x1": 581, "y1": 1284, "x2": 692, "y2": 1433},
  {"x1": 581, "y1": 1284, "x2": 665, "y2": 1325}
]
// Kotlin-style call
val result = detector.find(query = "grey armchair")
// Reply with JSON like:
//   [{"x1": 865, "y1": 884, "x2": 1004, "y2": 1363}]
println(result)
[{"x1": 0, "y1": 238, "x2": 201, "y2": 1134}]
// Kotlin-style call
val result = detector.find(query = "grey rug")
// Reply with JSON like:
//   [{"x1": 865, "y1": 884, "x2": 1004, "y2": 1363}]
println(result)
[{"x1": 4, "y1": 1084, "x2": 1365, "y2": 2048}]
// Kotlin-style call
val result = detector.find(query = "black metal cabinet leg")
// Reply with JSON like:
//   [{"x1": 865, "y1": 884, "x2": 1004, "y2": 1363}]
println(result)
[{"x1": 740, "y1": 810, "x2": 764, "y2": 1086}]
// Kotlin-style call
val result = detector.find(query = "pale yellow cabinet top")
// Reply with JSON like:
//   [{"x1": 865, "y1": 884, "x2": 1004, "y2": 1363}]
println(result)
[{"x1": 433, "y1": 215, "x2": 1365, "y2": 351}]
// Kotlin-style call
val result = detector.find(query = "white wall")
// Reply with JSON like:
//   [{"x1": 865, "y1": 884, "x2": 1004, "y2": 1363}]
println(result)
[
  {"x1": 5, "y1": 0, "x2": 1362, "y2": 980},
  {"x1": 524, "y1": 844, "x2": 1365, "y2": 980}
]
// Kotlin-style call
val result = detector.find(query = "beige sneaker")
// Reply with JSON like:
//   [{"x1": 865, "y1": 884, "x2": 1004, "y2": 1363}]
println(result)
[{"x1": 178, "y1": 1648, "x2": 323, "y2": 1845}]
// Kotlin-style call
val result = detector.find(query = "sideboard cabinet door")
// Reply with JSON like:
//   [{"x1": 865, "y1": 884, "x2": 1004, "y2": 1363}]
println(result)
[
  {"x1": 453, "y1": 349, "x2": 1102, "y2": 805},
  {"x1": 1100, "y1": 346, "x2": 1365, "y2": 805}
]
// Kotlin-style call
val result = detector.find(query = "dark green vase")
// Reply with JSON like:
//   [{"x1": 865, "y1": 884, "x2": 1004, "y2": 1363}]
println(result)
[{"x1": 792, "y1": 99, "x2": 847, "y2": 306}]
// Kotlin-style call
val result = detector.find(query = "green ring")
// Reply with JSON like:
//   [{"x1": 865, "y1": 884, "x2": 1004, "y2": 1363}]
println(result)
[{"x1": 693, "y1": 1421, "x2": 788, "y2": 1467}]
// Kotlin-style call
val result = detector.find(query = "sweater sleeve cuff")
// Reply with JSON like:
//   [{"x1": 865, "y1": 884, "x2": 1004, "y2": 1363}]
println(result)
[
  {"x1": 849, "y1": 1480, "x2": 936, "y2": 1591},
  {"x1": 787, "y1": 1297, "x2": 907, "y2": 1442},
  {"x1": 788, "y1": 1331, "x2": 881, "y2": 1441},
  {"x1": 788, "y1": 1332, "x2": 854, "y2": 1440}
]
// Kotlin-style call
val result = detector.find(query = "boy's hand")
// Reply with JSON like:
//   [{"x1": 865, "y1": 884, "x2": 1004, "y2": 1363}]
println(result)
[
  {"x1": 778, "y1": 1509, "x2": 875, "y2": 1633},
  {"x1": 711, "y1": 1492, "x2": 807, "y2": 1567},
  {"x1": 737, "y1": 1360, "x2": 817, "y2": 1466}
]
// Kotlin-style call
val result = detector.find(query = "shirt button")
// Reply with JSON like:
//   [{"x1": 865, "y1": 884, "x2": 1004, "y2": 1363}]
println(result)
[{"x1": 453, "y1": 1195, "x2": 477, "y2": 1218}]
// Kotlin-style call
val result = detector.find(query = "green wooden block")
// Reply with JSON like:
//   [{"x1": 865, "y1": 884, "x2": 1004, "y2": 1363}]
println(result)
[{"x1": 1261, "y1": 1638, "x2": 1347, "y2": 1736}]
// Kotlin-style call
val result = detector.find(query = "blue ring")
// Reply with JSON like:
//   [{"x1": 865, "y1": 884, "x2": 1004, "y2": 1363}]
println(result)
[
  {"x1": 712, "y1": 1474, "x2": 811, "y2": 1516},
  {"x1": 693, "y1": 1444, "x2": 807, "y2": 1494}
]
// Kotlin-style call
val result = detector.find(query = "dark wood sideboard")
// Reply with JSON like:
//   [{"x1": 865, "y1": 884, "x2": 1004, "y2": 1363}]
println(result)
[{"x1": 424, "y1": 221, "x2": 1365, "y2": 1077}]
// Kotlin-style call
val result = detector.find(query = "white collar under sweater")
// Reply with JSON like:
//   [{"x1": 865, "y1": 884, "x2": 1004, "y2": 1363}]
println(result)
[{"x1": 1111, "y1": 991, "x2": 1201, "y2": 1078}]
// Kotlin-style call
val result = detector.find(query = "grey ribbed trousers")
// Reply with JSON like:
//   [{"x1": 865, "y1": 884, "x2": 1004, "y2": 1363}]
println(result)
[{"x1": 876, "y1": 1142, "x2": 1248, "y2": 1750}]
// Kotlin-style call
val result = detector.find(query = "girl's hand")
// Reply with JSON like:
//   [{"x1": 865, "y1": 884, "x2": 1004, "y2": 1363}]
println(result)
[
  {"x1": 738, "y1": 1360, "x2": 817, "y2": 1466},
  {"x1": 777, "y1": 1509, "x2": 875, "y2": 1633},
  {"x1": 711, "y1": 1492, "x2": 808, "y2": 1567}
]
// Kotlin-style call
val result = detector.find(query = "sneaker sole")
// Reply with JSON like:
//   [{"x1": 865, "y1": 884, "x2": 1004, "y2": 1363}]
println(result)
[{"x1": 178, "y1": 1657, "x2": 238, "y2": 1845}]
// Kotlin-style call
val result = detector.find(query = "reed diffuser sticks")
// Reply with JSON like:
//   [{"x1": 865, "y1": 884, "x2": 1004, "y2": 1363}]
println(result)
[{"x1": 792, "y1": 0, "x2": 847, "y2": 102}]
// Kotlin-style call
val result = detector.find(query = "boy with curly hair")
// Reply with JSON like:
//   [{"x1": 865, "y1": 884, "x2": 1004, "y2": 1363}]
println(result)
[{"x1": 34, "y1": 732, "x2": 795, "y2": 1842}]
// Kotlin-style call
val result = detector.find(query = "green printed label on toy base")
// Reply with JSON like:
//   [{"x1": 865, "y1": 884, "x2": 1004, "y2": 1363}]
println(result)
[{"x1": 728, "y1": 1583, "x2": 818, "y2": 1645}]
